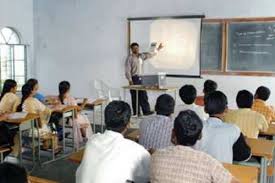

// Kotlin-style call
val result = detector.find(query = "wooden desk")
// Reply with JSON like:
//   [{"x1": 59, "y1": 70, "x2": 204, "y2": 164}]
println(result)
[
  {"x1": 260, "y1": 124, "x2": 275, "y2": 139},
  {"x1": 5, "y1": 114, "x2": 40, "y2": 166},
  {"x1": 122, "y1": 85, "x2": 177, "y2": 117},
  {"x1": 68, "y1": 149, "x2": 84, "y2": 164},
  {"x1": 28, "y1": 176, "x2": 58, "y2": 183},
  {"x1": 223, "y1": 163, "x2": 258, "y2": 183}
]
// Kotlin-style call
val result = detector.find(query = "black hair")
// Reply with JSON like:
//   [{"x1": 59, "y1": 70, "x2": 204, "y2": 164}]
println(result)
[
  {"x1": 17, "y1": 84, "x2": 33, "y2": 112},
  {"x1": 174, "y1": 110, "x2": 203, "y2": 146},
  {"x1": 255, "y1": 86, "x2": 271, "y2": 101},
  {"x1": 179, "y1": 85, "x2": 197, "y2": 104},
  {"x1": 0, "y1": 79, "x2": 17, "y2": 101},
  {"x1": 155, "y1": 94, "x2": 175, "y2": 116},
  {"x1": 26, "y1": 78, "x2": 38, "y2": 89},
  {"x1": 130, "y1": 42, "x2": 139, "y2": 49},
  {"x1": 204, "y1": 91, "x2": 228, "y2": 116},
  {"x1": 203, "y1": 80, "x2": 217, "y2": 95},
  {"x1": 0, "y1": 162, "x2": 28, "y2": 183},
  {"x1": 105, "y1": 101, "x2": 131, "y2": 132},
  {"x1": 236, "y1": 90, "x2": 253, "y2": 108},
  {"x1": 58, "y1": 81, "x2": 70, "y2": 104}
]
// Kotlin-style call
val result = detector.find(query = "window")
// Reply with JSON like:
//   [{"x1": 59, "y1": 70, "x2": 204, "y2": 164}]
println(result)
[{"x1": 0, "y1": 27, "x2": 27, "y2": 90}]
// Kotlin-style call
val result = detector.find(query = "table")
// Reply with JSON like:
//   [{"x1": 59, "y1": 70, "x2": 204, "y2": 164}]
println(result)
[
  {"x1": 5, "y1": 114, "x2": 40, "y2": 166},
  {"x1": 77, "y1": 98, "x2": 106, "y2": 133},
  {"x1": 122, "y1": 85, "x2": 177, "y2": 117},
  {"x1": 28, "y1": 176, "x2": 58, "y2": 183},
  {"x1": 223, "y1": 163, "x2": 258, "y2": 183},
  {"x1": 246, "y1": 138, "x2": 275, "y2": 183},
  {"x1": 260, "y1": 124, "x2": 275, "y2": 140}
]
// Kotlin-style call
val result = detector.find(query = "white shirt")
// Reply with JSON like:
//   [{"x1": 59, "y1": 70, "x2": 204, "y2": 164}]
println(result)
[
  {"x1": 194, "y1": 117, "x2": 240, "y2": 163},
  {"x1": 174, "y1": 103, "x2": 208, "y2": 121},
  {"x1": 76, "y1": 130, "x2": 150, "y2": 183}
]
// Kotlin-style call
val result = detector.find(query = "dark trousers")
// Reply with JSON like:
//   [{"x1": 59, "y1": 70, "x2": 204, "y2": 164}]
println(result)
[{"x1": 130, "y1": 75, "x2": 151, "y2": 115}]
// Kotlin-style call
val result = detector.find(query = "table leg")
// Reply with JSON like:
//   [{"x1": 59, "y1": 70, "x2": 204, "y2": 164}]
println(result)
[
  {"x1": 62, "y1": 113, "x2": 65, "y2": 153},
  {"x1": 93, "y1": 106, "x2": 96, "y2": 133},
  {"x1": 260, "y1": 157, "x2": 268, "y2": 183},
  {"x1": 37, "y1": 120, "x2": 41, "y2": 164},
  {"x1": 101, "y1": 104, "x2": 103, "y2": 133},
  {"x1": 31, "y1": 120, "x2": 35, "y2": 165},
  {"x1": 72, "y1": 110, "x2": 76, "y2": 152},
  {"x1": 136, "y1": 90, "x2": 139, "y2": 117}
]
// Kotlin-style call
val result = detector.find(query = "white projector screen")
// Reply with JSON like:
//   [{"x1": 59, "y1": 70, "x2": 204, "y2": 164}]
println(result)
[{"x1": 129, "y1": 16, "x2": 203, "y2": 77}]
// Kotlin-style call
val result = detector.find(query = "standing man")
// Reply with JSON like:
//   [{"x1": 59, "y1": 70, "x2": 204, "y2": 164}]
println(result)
[{"x1": 125, "y1": 42, "x2": 163, "y2": 116}]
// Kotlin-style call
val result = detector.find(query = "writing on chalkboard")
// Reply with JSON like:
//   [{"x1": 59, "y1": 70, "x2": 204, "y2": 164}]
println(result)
[{"x1": 228, "y1": 22, "x2": 275, "y2": 72}]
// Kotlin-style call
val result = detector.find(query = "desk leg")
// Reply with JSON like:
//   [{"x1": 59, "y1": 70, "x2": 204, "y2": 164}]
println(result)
[
  {"x1": 31, "y1": 120, "x2": 35, "y2": 165},
  {"x1": 18, "y1": 126, "x2": 23, "y2": 165},
  {"x1": 93, "y1": 107, "x2": 96, "y2": 133},
  {"x1": 72, "y1": 110, "x2": 76, "y2": 152},
  {"x1": 136, "y1": 90, "x2": 139, "y2": 117},
  {"x1": 260, "y1": 157, "x2": 268, "y2": 183},
  {"x1": 62, "y1": 114, "x2": 65, "y2": 153},
  {"x1": 101, "y1": 104, "x2": 103, "y2": 133}
]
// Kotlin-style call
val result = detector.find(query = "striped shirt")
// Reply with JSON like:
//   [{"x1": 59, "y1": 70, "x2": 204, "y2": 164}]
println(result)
[
  {"x1": 151, "y1": 146, "x2": 233, "y2": 183},
  {"x1": 252, "y1": 99, "x2": 275, "y2": 124},
  {"x1": 139, "y1": 115, "x2": 173, "y2": 150},
  {"x1": 224, "y1": 108, "x2": 268, "y2": 139}
]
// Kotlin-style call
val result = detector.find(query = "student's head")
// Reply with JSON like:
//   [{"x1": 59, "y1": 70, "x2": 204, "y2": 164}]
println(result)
[
  {"x1": 179, "y1": 85, "x2": 197, "y2": 105},
  {"x1": 0, "y1": 162, "x2": 28, "y2": 183},
  {"x1": 17, "y1": 84, "x2": 35, "y2": 111},
  {"x1": 236, "y1": 90, "x2": 253, "y2": 109},
  {"x1": 172, "y1": 110, "x2": 203, "y2": 146},
  {"x1": 155, "y1": 94, "x2": 175, "y2": 116},
  {"x1": 105, "y1": 101, "x2": 131, "y2": 133},
  {"x1": 58, "y1": 81, "x2": 71, "y2": 104},
  {"x1": 204, "y1": 91, "x2": 228, "y2": 117},
  {"x1": 26, "y1": 78, "x2": 39, "y2": 93},
  {"x1": 254, "y1": 86, "x2": 271, "y2": 101},
  {"x1": 203, "y1": 80, "x2": 217, "y2": 95},
  {"x1": 0, "y1": 79, "x2": 17, "y2": 101},
  {"x1": 130, "y1": 42, "x2": 139, "y2": 54}
]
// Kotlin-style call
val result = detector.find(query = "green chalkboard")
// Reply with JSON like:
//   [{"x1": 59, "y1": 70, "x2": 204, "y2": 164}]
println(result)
[
  {"x1": 201, "y1": 22, "x2": 223, "y2": 71},
  {"x1": 227, "y1": 22, "x2": 275, "y2": 72}
]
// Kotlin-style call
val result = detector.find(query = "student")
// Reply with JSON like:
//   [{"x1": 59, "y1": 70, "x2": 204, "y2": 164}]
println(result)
[
  {"x1": 0, "y1": 114, "x2": 14, "y2": 159},
  {"x1": 175, "y1": 84, "x2": 208, "y2": 120},
  {"x1": 224, "y1": 90, "x2": 268, "y2": 139},
  {"x1": 26, "y1": 78, "x2": 46, "y2": 103},
  {"x1": 76, "y1": 101, "x2": 150, "y2": 183},
  {"x1": 0, "y1": 79, "x2": 20, "y2": 113},
  {"x1": 150, "y1": 110, "x2": 239, "y2": 183},
  {"x1": 58, "y1": 81, "x2": 92, "y2": 148},
  {"x1": 17, "y1": 84, "x2": 52, "y2": 136},
  {"x1": 195, "y1": 79, "x2": 217, "y2": 106},
  {"x1": 0, "y1": 162, "x2": 28, "y2": 183},
  {"x1": 139, "y1": 94, "x2": 175, "y2": 150},
  {"x1": 252, "y1": 86, "x2": 275, "y2": 124},
  {"x1": 195, "y1": 91, "x2": 251, "y2": 163}
]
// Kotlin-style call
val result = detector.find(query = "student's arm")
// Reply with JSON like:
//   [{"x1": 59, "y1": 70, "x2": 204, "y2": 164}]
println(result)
[
  {"x1": 211, "y1": 160, "x2": 237, "y2": 183},
  {"x1": 79, "y1": 98, "x2": 88, "y2": 111},
  {"x1": 141, "y1": 43, "x2": 163, "y2": 61},
  {"x1": 133, "y1": 149, "x2": 151, "y2": 182},
  {"x1": 259, "y1": 115, "x2": 269, "y2": 132}
]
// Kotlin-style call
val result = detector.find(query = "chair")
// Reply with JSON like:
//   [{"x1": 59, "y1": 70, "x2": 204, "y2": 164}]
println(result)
[
  {"x1": 94, "y1": 79, "x2": 121, "y2": 101},
  {"x1": 0, "y1": 147, "x2": 10, "y2": 162}
]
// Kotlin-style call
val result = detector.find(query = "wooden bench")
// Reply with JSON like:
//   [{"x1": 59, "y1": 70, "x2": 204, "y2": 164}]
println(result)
[
  {"x1": 0, "y1": 147, "x2": 10, "y2": 162},
  {"x1": 28, "y1": 176, "x2": 58, "y2": 183}
]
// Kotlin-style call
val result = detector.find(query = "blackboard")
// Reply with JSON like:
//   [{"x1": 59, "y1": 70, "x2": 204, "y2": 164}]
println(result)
[
  {"x1": 201, "y1": 22, "x2": 223, "y2": 71},
  {"x1": 228, "y1": 22, "x2": 275, "y2": 72}
]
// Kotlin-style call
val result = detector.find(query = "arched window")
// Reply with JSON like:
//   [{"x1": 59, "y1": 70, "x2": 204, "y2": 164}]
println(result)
[{"x1": 0, "y1": 27, "x2": 26, "y2": 90}]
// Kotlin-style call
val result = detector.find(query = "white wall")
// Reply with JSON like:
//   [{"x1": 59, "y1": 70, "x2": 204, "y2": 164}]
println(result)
[
  {"x1": 0, "y1": 0, "x2": 34, "y2": 77},
  {"x1": 34, "y1": 0, "x2": 275, "y2": 108}
]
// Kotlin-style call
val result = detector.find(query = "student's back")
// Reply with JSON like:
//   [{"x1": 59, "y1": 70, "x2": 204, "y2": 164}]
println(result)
[{"x1": 0, "y1": 79, "x2": 20, "y2": 113}]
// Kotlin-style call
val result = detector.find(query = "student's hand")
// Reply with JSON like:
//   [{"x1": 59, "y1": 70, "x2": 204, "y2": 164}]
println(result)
[{"x1": 157, "y1": 43, "x2": 164, "y2": 51}]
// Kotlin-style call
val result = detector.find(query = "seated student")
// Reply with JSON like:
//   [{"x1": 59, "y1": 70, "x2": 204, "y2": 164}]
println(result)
[
  {"x1": 195, "y1": 91, "x2": 251, "y2": 163},
  {"x1": 26, "y1": 78, "x2": 46, "y2": 103},
  {"x1": 252, "y1": 86, "x2": 275, "y2": 124},
  {"x1": 58, "y1": 81, "x2": 92, "y2": 148},
  {"x1": 0, "y1": 79, "x2": 20, "y2": 113},
  {"x1": 224, "y1": 90, "x2": 268, "y2": 139},
  {"x1": 150, "y1": 110, "x2": 239, "y2": 183},
  {"x1": 17, "y1": 84, "x2": 52, "y2": 137},
  {"x1": 175, "y1": 84, "x2": 208, "y2": 120},
  {"x1": 76, "y1": 101, "x2": 150, "y2": 183},
  {"x1": 195, "y1": 79, "x2": 217, "y2": 106},
  {"x1": 139, "y1": 94, "x2": 175, "y2": 150},
  {"x1": 0, "y1": 114, "x2": 14, "y2": 159},
  {"x1": 0, "y1": 162, "x2": 28, "y2": 183}
]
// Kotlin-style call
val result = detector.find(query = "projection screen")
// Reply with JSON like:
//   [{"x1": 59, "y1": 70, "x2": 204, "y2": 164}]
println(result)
[{"x1": 129, "y1": 16, "x2": 204, "y2": 77}]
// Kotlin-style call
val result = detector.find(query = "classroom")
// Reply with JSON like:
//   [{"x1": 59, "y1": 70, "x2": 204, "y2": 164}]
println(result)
[{"x1": 1, "y1": 0, "x2": 275, "y2": 183}]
